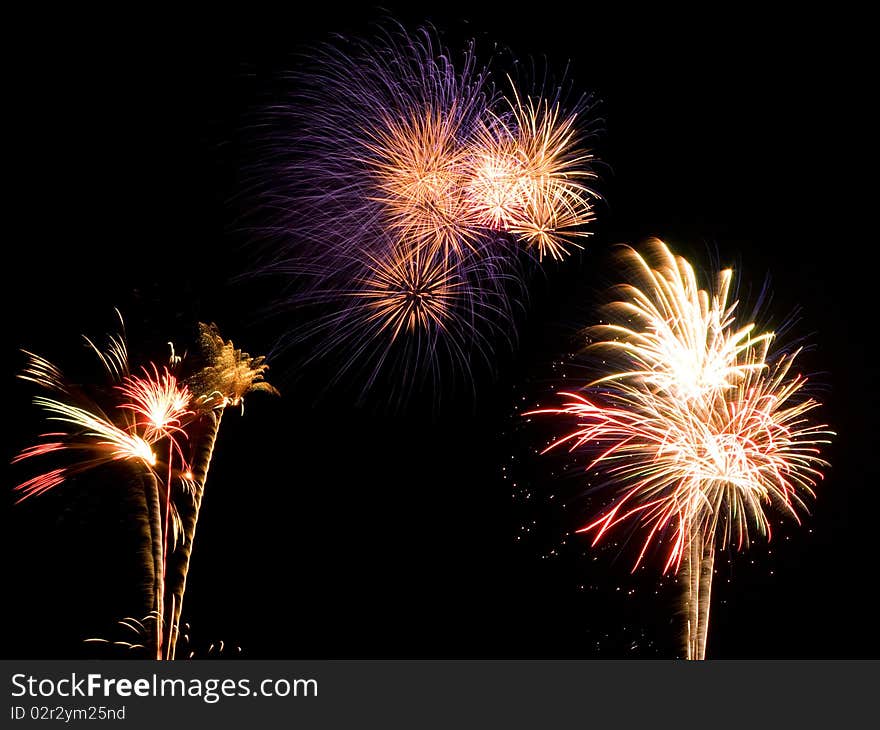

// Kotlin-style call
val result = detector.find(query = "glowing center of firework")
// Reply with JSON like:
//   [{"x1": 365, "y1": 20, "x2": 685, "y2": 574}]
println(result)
[
  {"x1": 661, "y1": 428, "x2": 757, "y2": 491},
  {"x1": 466, "y1": 154, "x2": 526, "y2": 229},
  {"x1": 146, "y1": 399, "x2": 181, "y2": 429},
  {"x1": 126, "y1": 436, "x2": 158, "y2": 466},
  {"x1": 655, "y1": 344, "x2": 732, "y2": 402},
  {"x1": 119, "y1": 367, "x2": 191, "y2": 441},
  {"x1": 403, "y1": 281, "x2": 433, "y2": 302},
  {"x1": 360, "y1": 250, "x2": 459, "y2": 337},
  {"x1": 393, "y1": 273, "x2": 450, "y2": 329}
]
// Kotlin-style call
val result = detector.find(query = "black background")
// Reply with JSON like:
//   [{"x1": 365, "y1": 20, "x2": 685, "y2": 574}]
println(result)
[{"x1": 3, "y1": 5, "x2": 876, "y2": 658}]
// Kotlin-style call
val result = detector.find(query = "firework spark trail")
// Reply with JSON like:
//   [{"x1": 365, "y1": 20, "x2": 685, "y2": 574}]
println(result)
[
  {"x1": 12, "y1": 393, "x2": 157, "y2": 501},
  {"x1": 165, "y1": 323, "x2": 278, "y2": 660},
  {"x1": 253, "y1": 25, "x2": 496, "y2": 270},
  {"x1": 247, "y1": 24, "x2": 598, "y2": 396},
  {"x1": 14, "y1": 323, "x2": 193, "y2": 658},
  {"x1": 466, "y1": 87, "x2": 598, "y2": 261},
  {"x1": 527, "y1": 240, "x2": 832, "y2": 658},
  {"x1": 292, "y1": 242, "x2": 522, "y2": 398},
  {"x1": 167, "y1": 408, "x2": 224, "y2": 660},
  {"x1": 14, "y1": 319, "x2": 276, "y2": 660},
  {"x1": 118, "y1": 365, "x2": 192, "y2": 659}
]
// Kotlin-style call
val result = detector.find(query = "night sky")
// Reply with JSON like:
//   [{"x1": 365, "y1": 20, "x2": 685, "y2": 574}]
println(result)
[{"x1": 4, "y1": 5, "x2": 876, "y2": 659}]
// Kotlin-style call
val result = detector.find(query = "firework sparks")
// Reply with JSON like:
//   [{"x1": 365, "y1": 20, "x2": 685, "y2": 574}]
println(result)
[
  {"x1": 534, "y1": 363, "x2": 828, "y2": 572},
  {"x1": 527, "y1": 240, "x2": 832, "y2": 658},
  {"x1": 467, "y1": 90, "x2": 597, "y2": 260},
  {"x1": 590, "y1": 241, "x2": 772, "y2": 401},
  {"x1": 355, "y1": 241, "x2": 462, "y2": 341},
  {"x1": 13, "y1": 334, "x2": 195, "y2": 502},
  {"x1": 118, "y1": 365, "x2": 191, "y2": 446},
  {"x1": 14, "y1": 318, "x2": 277, "y2": 660},
  {"x1": 364, "y1": 107, "x2": 481, "y2": 256},
  {"x1": 247, "y1": 24, "x2": 598, "y2": 395},
  {"x1": 14, "y1": 320, "x2": 191, "y2": 660},
  {"x1": 13, "y1": 362, "x2": 158, "y2": 502},
  {"x1": 255, "y1": 25, "x2": 494, "y2": 266}
]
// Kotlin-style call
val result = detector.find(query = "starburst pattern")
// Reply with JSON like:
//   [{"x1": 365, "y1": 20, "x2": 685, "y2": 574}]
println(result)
[
  {"x1": 527, "y1": 240, "x2": 832, "y2": 658},
  {"x1": 356, "y1": 242, "x2": 462, "y2": 340},
  {"x1": 14, "y1": 316, "x2": 277, "y2": 660},
  {"x1": 468, "y1": 91, "x2": 597, "y2": 260},
  {"x1": 247, "y1": 24, "x2": 597, "y2": 396},
  {"x1": 186, "y1": 322, "x2": 279, "y2": 410},
  {"x1": 118, "y1": 366, "x2": 191, "y2": 443}
]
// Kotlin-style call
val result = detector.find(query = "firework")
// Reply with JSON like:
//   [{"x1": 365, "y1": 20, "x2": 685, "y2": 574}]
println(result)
[
  {"x1": 363, "y1": 105, "x2": 482, "y2": 257},
  {"x1": 284, "y1": 240, "x2": 520, "y2": 398},
  {"x1": 252, "y1": 25, "x2": 493, "y2": 268},
  {"x1": 14, "y1": 321, "x2": 193, "y2": 659},
  {"x1": 14, "y1": 318, "x2": 277, "y2": 660},
  {"x1": 118, "y1": 365, "x2": 191, "y2": 445},
  {"x1": 466, "y1": 89, "x2": 597, "y2": 260},
  {"x1": 12, "y1": 396, "x2": 156, "y2": 500},
  {"x1": 356, "y1": 241, "x2": 462, "y2": 340},
  {"x1": 527, "y1": 240, "x2": 832, "y2": 658},
  {"x1": 247, "y1": 23, "x2": 597, "y2": 396},
  {"x1": 165, "y1": 323, "x2": 278, "y2": 660},
  {"x1": 13, "y1": 345, "x2": 159, "y2": 503},
  {"x1": 589, "y1": 240, "x2": 773, "y2": 401},
  {"x1": 117, "y1": 365, "x2": 192, "y2": 659}
]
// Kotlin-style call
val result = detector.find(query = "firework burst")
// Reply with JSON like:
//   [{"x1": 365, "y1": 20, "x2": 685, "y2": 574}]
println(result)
[
  {"x1": 13, "y1": 319, "x2": 195, "y2": 659},
  {"x1": 14, "y1": 317, "x2": 277, "y2": 660},
  {"x1": 589, "y1": 241, "x2": 772, "y2": 401},
  {"x1": 13, "y1": 343, "x2": 160, "y2": 503},
  {"x1": 527, "y1": 240, "x2": 832, "y2": 658},
  {"x1": 12, "y1": 396, "x2": 156, "y2": 501},
  {"x1": 364, "y1": 105, "x2": 482, "y2": 256},
  {"x1": 254, "y1": 25, "x2": 494, "y2": 267},
  {"x1": 467, "y1": 89, "x2": 597, "y2": 260},
  {"x1": 284, "y1": 240, "x2": 519, "y2": 398},
  {"x1": 247, "y1": 23, "x2": 598, "y2": 397},
  {"x1": 118, "y1": 365, "x2": 191, "y2": 447},
  {"x1": 355, "y1": 240, "x2": 462, "y2": 341}
]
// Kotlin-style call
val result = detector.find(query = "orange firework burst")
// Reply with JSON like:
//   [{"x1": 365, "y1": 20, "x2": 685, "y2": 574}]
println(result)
[
  {"x1": 364, "y1": 107, "x2": 480, "y2": 256},
  {"x1": 527, "y1": 240, "x2": 832, "y2": 658},
  {"x1": 466, "y1": 89, "x2": 597, "y2": 260},
  {"x1": 254, "y1": 26, "x2": 600, "y2": 395},
  {"x1": 355, "y1": 241, "x2": 461, "y2": 341}
]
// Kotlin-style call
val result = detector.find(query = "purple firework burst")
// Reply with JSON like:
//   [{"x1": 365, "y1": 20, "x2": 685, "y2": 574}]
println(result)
[{"x1": 244, "y1": 23, "x2": 598, "y2": 399}]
